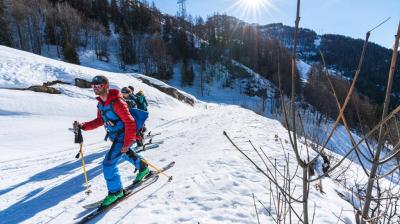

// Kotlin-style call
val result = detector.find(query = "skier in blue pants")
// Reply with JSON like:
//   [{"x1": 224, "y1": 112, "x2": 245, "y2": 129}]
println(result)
[{"x1": 75, "y1": 75, "x2": 150, "y2": 207}]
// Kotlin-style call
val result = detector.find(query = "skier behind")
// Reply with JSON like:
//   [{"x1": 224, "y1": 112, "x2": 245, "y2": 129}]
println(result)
[
  {"x1": 128, "y1": 85, "x2": 135, "y2": 93},
  {"x1": 75, "y1": 75, "x2": 150, "y2": 207},
  {"x1": 121, "y1": 87, "x2": 137, "y2": 109},
  {"x1": 135, "y1": 90, "x2": 148, "y2": 111},
  {"x1": 125, "y1": 85, "x2": 147, "y2": 112},
  {"x1": 121, "y1": 86, "x2": 146, "y2": 147}
]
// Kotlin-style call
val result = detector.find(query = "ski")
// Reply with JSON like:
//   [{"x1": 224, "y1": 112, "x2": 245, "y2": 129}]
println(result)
[
  {"x1": 146, "y1": 131, "x2": 161, "y2": 139},
  {"x1": 143, "y1": 138, "x2": 164, "y2": 146},
  {"x1": 81, "y1": 161, "x2": 174, "y2": 209},
  {"x1": 77, "y1": 161, "x2": 175, "y2": 224},
  {"x1": 82, "y1": 175, "x2": 159, "y2": 209},
  {"x1": 134, "y1": 139, "x2": 164, "y2": 153},
  {"x1": 135, "y1": 143, "x2": 160, "y2": 153}
]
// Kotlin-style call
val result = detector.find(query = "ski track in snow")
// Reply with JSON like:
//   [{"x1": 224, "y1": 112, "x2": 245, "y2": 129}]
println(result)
[
  {"x1": 0, "y1": 46, "x2": 398, "y2": 223},
  {"x1": 0, "y1": 101, "x2": 356, "y2": 224}
]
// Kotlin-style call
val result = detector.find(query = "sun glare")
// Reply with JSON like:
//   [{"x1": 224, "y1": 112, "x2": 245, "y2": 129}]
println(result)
[
  {"x1": 240, "y1": 0, "x2": 263, "y2": 8},
  {"x1": 228, "y1": 0, "x2": 276, "y2": 23}
]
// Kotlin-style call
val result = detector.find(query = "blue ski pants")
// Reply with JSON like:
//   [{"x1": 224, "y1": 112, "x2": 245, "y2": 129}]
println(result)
[{"x1": 102, "y1": 141, "x2": 143, "y2": 193}]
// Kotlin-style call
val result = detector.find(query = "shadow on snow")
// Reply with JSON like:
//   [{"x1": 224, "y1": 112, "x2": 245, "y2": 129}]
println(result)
[{"x1": 0, "y1": 150, "x2": 107, "y2": 223}]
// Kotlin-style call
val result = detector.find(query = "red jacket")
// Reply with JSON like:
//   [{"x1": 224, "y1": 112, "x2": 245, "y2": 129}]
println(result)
[{"x1": 82, "y1": 89, "x2": 137, "y2": 148}]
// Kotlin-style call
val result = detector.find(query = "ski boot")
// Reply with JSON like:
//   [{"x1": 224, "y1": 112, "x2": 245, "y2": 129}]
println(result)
[
  {"x1": 101, "y1": 189, "x2": 124, "y2": 207},
  {"x1": 134, "y1": 167, "x2": 150, "y2": 183}
]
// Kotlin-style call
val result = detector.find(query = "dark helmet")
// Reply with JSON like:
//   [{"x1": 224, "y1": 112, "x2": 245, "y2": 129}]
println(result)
[
  {"x1": 91, "y1": 75, "x2": 109, "y2": 85},
  {"x1": 128, "y1": 86, "x2": 134, "y2": 92},
  {"x1": 121, "y1": 87, "x2": 131, "y2": 94}
]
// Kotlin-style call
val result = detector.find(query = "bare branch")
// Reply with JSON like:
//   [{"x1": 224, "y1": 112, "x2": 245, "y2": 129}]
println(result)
[
  {"x1": 256, "y1": 199, "x2": 278, "y2": 223},
  {"x1": 372, "y1": 163, "x2": 400, "y2": 180},
  {"x1": 319, "y1": 50, "x2": 372, "y2": 176},
  {"x1": 289, "y1": 0, "x2": 306, "y2": 168},
  {"x1": 223, "y1": 131, "x2": 304, "y2": 203},
  {"x1": 309, "y1": 30, "x2": 372, "y2": 167},
  {"x1": 311, "y1": 202, "x2": 316, "y2": 224},
  {"x1": 253, "y1": 193, "x2": 261, "y2": 224},
  {"x1": 378, "y1": 141, "x2": 400, "y2": 164},
  {"x1": 361, "y1": 20, "x2": 400, "y2": 222},
  {"x1": 309, "y1": 105, "x2": 400, "y2": 182},
  {"x1": 368, "y1": 17, "x2": 391, "y2": 33}
]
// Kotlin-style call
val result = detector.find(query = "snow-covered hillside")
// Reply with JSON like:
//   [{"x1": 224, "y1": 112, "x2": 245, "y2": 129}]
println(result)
[{"x1": 0, "y1": 46, "x2": 394, "y2": 223}]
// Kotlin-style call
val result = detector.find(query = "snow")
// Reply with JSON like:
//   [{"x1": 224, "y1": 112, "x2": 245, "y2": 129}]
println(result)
[
  {"x1": 166, "y1": 60, "x2": 277, "y2": 118},
  {"x1": 314, "y1": 36, "x2": 321, "y2": 47},
  {"x1": 0, "y1": 46, "x2": 398, "y2": 223},
  {"x1": 167, "y1": 57, "x2": 399, "y2": 183},
  {"x1": 0, "y1": 46, "x2": 96, "y2": 88},
  {"x1": 296, "y1": 59, "x2": 311, "y2": 82}
]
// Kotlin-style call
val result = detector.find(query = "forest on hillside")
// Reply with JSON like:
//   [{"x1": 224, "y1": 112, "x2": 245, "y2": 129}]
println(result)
[{"x1": 0, "y1": 0, "x2": 398, "y2": 137}]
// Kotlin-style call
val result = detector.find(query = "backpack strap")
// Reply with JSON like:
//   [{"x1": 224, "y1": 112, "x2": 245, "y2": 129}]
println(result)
[
  {"x1": 98, "y1": 99, "x2": 120, "y2": 123},
  {"x1": 101, "y1": 99, "x2": 124, "y2": 141}
]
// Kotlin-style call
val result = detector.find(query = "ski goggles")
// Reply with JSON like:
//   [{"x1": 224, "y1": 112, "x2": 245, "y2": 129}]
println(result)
[{"x1": 91, "y1": 83, "x2": 106, "y2": 89}]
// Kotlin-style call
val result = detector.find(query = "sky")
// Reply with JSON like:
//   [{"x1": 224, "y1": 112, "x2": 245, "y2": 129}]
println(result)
[{"x1": 150, "y1": 0, "x2": 400, "y2": 49}]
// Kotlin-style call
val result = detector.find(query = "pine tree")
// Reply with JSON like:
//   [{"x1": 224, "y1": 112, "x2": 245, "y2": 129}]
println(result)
[
  {"x1": 0, "y1": 0, "x2": 11, "y2": 46},
  {"x1": 91, "y1": 0, "x2": 110, "y2": 35},
  {"x1": 110, "y1": 0, "x2": 121, "y2": 33},
  {"x1": 162, "y1": 18, "x2": 172, "y2": 42},
  {"x1": 63, "y1": 42, "x2": 80, "y2": 64},
  {"x1": 118, "y1": 26, "x2": 135, "y2": 66},
  {"x1": 181, "y1": 59, "x2": 194, "y2": 86},
  {"x1": 44, "y1": 22, "x2": 57, "y2": 45}
]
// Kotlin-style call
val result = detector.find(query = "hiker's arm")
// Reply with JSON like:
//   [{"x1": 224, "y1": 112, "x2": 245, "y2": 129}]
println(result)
[{"x1": 81, "y1": 110, "x2": 103, "y2": 131}]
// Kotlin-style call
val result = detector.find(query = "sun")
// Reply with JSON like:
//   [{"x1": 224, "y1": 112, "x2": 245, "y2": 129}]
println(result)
[
  {"x1": 239, "y1": 0, "x2": 264, "y2": 8},
  {"x1": 228, "y1": 0, "x2": 276, "y2": 22}
]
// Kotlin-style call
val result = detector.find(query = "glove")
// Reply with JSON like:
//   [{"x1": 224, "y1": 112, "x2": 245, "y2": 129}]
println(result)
[
  {"x1": 73, "y1": 121, "x2": 84, "y2": 144},
  {"x1": 73, "y1": 121, "x2": 83, "y2": 130}
]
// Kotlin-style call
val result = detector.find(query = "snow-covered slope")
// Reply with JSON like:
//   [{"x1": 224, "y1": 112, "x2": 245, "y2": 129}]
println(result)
[{"x1": 0, "y1": 46, "x2": 384, "y2": 223}]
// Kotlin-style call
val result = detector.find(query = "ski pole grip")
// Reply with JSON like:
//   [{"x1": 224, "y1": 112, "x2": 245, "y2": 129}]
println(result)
[{"x1": 73, "y1": 121, "x2": 83, "y2": 144}]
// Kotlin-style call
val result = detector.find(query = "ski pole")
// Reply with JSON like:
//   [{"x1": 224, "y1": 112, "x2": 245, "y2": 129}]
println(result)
[
  {"x1": 73, "y1": 121, "x2": 92, "y2": 195},
  {"x1": 141, "y1": 158, "x2": 173, "y2": 181},
  {"x1": 78, "y1": 143, "x2": 91, "y2": 195}
]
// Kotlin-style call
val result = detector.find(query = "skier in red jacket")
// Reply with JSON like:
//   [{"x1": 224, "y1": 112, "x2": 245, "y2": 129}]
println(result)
[{"x1": 75, "y1": 75, "x2": 150, "y2": 207}]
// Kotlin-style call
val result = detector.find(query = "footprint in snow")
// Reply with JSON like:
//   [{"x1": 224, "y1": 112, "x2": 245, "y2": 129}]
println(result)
[{"x1": 166, "y1": 190, "x2": 174, "y2": 199}]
